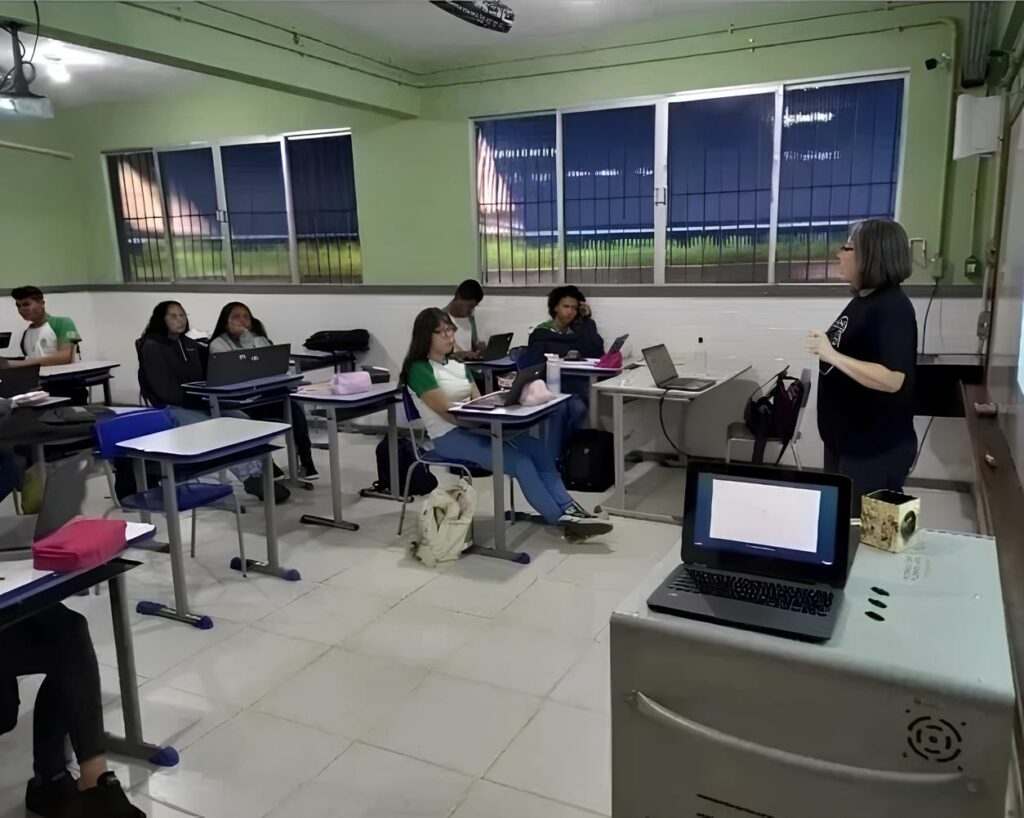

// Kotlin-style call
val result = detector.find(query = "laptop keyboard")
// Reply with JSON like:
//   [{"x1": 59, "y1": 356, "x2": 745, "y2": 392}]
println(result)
[{"x1": 671, "y1": 568, "x2": 834, "y2": 616}]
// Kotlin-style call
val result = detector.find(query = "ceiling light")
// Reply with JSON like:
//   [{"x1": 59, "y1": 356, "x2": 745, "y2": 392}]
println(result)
[{"x1": 46, "y1": 62, "x2": 70, "y2": 83}]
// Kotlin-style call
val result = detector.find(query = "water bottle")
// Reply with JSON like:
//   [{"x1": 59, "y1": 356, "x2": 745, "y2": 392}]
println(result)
[
  {"x1": 545, "y1": 354, "x2": 562, "y2": 395},
  {"x1": 693, "y1": 337, "x2": 707, "y2": 373}
]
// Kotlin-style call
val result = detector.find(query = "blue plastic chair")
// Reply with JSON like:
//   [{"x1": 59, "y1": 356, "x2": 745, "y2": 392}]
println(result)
[
  {"x1": 398, "y1": 388, "x2": 515, "y2": 536},
  {"x1": 93, "y1": 408, "x2": 248, "y2": 575}
]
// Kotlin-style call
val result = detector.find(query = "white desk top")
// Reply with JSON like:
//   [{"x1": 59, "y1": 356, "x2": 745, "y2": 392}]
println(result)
[
  {"x1": 292, "y1": 381, "x2": 399, "y2": 404},
  {"x1": 593, "y1": 360, "x2": 751, "y2": 399},
  {"x1": 451, "y1": 392, "x2": 570, "y2": 420},
  {"x1": 119, "y1": 417, "x2": 290, "y2": 457},
  {"x1": 41, "y1": 360, "x2": 120, "y2": 377}
]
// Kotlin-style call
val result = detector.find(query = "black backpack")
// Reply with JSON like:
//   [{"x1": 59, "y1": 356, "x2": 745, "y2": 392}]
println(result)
[
  {"x1": 372, "y1": 435, "x2": 437, "y2": 497},
  {"x1": 304, "y1": 330, "x2": 370, "y2": 353},
  {"x1": 560, "y1": 429, "x2": 615, "y2": 492},
  {"x1": 743, "y1": 368, "x2": 805, "y2": 464}
]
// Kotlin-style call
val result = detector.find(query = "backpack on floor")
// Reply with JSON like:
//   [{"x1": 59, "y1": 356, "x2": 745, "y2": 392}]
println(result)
[
  {"x1": 743, "y1": 367, "x2": 804, "y2": 464},
  {"x1": 373, "y1": 435, "x2": 437, "y2": 497},
  {"x1": 560, "y1": 429, "x2": 615, "y2": 492}
]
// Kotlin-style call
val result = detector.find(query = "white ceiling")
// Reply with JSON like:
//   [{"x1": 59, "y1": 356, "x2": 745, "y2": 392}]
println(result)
[
  {"x1": 2, "y1": 36, "x2": 203, "y2": 108},
  {"x1": 295, "y1": 0, "x2": 737, "y2": 63}
]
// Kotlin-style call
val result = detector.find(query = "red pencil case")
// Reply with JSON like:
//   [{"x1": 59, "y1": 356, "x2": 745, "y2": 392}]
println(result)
[{"x1": 33, "y1": 517, "x2": 128, "y2": 573}]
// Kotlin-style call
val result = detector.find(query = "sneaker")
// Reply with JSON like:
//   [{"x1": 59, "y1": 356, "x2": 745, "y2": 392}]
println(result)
[
  {"x1": 243, "y1": 476, "x2": 291, "y2": 504},
  {"x1": 567, "y1": 502, "x2": 609, "y2": 521},
  {"x1": 298, "y1": 462, "x2": 319, "y2": 481},
  {"x1": 557, "y1": 510, "x2": 614, "y2": 540},
  {"x1": 77, "y1": 772, "x2": 145, "y2": 817},
  {"x1": 25, "y1": 772, "x2": 77, "y2": 817}
]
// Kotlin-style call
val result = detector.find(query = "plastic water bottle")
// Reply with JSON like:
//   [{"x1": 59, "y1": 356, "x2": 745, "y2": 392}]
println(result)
[
  {"x1": 545, "y1": 354, "x2": 562, "y2": 395},
  {"x1": 693, "y1": 337, "x2": 707, "y2": 373}
]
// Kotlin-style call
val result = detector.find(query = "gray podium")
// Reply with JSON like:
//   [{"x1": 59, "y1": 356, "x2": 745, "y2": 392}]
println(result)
[{"x1": 610, "y1": 529, "x2": 1014, "y2": 818}]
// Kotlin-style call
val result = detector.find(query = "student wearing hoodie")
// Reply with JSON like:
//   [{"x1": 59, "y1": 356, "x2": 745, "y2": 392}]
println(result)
[{"x1": 137, "y1": 301, "x2": 289, "y2": 503}]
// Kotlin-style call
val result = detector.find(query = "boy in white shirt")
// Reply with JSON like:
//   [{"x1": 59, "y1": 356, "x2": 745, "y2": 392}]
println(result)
[{"x1": 9, "y1": 286, "x2": 79, "y2": 367}]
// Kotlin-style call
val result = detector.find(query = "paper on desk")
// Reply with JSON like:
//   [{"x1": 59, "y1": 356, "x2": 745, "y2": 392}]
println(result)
[
  {"x1": 125, "y1": 522, "x2": 156, "y2": 543},
  {"x1": 0, "y1": 560, "x2": 51, "y2": 597}
]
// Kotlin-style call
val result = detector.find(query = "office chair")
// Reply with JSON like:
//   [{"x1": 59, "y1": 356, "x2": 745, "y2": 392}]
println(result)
[
  {"x1": 725, "y1": 367, "x2": 812, "y2": 468},
  {"x1": 397, "y1": 388, "x2": 515, "y2": 536}
]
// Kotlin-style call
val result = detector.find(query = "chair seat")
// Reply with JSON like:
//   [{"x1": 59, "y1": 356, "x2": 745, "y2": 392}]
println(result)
[
  {"x1": 121, "y1": 481, "x2": 235, "y2": 513},
  {"x1": 726, "y1": 422, "x2": 801, "y2": 444},
  {"x1": 419, "y1": 450, "x2": 492, "y2": 477}
]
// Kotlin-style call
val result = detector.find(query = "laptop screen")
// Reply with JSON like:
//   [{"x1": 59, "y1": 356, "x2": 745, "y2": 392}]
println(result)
[
  {"x1": 682, "y1": 461, "x2": 852, "y2": 586},
  {"x1": 642, "y1": 344, "x2": 676, "y2": 385}
]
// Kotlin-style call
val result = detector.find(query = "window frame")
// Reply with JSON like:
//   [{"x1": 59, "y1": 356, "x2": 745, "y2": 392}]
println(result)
[
  {"x1": 102, "y1": 128, "x2": 358, "y2": 285},
  {"x1": 472, "y1": 69, "x2": 909, "y2": 287}
]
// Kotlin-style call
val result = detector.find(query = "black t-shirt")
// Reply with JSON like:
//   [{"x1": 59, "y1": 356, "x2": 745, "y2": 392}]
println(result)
[{"x1": 816, "y1": 286, "x2": 917, "y2": 455}]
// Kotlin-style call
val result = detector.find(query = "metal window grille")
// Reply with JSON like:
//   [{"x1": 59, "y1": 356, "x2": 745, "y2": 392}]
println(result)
[{"x1": 105, "y1": 151, "x2": 172, "y2": 282}]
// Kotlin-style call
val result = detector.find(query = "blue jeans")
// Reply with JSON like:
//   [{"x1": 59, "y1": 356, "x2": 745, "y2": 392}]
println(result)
[
  {"x1": 432, "y1": 428, "x2": 573, "y2": 524},
  {"x1": 548, "y1": 395, "x2": 586, "y2": 459},
  {"x1": 167, "y1": 406, "x2": 261, "y2": 481},
  {"x1": 0, "y1": 449, "x2": 25, "y2": 503}
]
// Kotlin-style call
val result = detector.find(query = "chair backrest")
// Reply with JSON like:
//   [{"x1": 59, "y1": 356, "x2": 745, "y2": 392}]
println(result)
[
  {"x1": 93, "y1": 408, "x2": 173, "y2": 460},
  {"x1": 401, "y1": 387, "x2": 421, "y2": 422},
  {"x1": 793, "y1": 367, "x2": 813, "y2": 437}
]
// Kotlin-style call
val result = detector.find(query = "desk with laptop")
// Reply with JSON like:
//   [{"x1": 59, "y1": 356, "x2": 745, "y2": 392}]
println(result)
[{"x1": 611, "y1": 459, "x2": 1014, "y2": 817}]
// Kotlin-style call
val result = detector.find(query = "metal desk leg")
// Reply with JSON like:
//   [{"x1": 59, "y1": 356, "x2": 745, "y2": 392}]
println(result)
[
  {"x1": 484, "y1": 368, "x2": 494, "y2": 394},
  {"x1": 464, "y1": 420, "x2": 530, "y2": 565},
  {"x1": 35, "y1": 444, "x2": 46, "y2": 488},
  {"x1": 232, "y1": 451, "x2": 301, "y2": 580},
  {"x1": 208, "y1": 395, "x2": 234, "y2": 491},
  {"x1": 301, "y1": 406, "x2": 360, "y2": 531},
  {"x1": 607, "y1": 393, "x2": 627, "y2": 514},
  {"x1": 588, "y1": 374, "x2": 600, "y2": 428},
  {"x1": 136, "y1": 461, "x2": 213, "y2": 629},
  {"x1": 132, "y1": 460, "x2": 152, "y2": 525},
  {"x1": 358, "y1": 400, "x2": 405, "y2": 502},
  {"x1": 282, "y1": 398, "x2": 312, "y2": 490},
  {"x1": 104, "y1": 572, "x2": 179, "y2": 767},
  {"x1": 102, "y1": 377, "x2": 112, "y2": 406}
]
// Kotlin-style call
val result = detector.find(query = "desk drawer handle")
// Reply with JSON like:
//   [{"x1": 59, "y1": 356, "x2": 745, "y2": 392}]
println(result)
[{"x1": 631, "y1": 690, "x2": 968, "y2": 788}]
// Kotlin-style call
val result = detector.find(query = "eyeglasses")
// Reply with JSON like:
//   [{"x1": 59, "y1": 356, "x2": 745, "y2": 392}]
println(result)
[
  {"x1": 434, "y1": 326, "x2": 457, "y2": 337},
  {"x1": 839, "y1": 245, "x2": 854, "y2": 253}
]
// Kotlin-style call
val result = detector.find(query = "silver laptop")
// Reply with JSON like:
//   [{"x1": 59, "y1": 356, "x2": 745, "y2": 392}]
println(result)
[
  {"x1": 647, "y1": 460, "x2": 852, "y2": 642},
  {"x1": 0, "y1": 452, "x2": 91, "y2": 552},
  {"x1": 641, "y1": 344, "x2": 715, "y2": 391}
]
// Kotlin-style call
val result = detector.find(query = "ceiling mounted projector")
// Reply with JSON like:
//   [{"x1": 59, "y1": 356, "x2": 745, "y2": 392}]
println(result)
[
  {"x1": 430, "y1": 1, "x2": 515, "y2": 33},
  {"x1": 0, "y1": 21, "x2": 53, "y2": 118}
]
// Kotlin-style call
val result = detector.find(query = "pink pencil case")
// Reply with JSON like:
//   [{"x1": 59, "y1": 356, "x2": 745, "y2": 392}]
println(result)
[
  {"x1": 33, "y1": 517, "x2": 127, "y2": 573},
  {"x1": 330, "y1": 371, "x2": 372, "y2": 395}
]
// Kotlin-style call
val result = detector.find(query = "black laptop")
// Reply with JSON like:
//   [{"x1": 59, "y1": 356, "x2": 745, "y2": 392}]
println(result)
[
  {"x1": 0, "y1": 452, "x2": 91, "y2": 552},
  {"x1": 642, "y1": 344, "x2": 715, "y2": 391},
  {"x1": 647, "y1": 460, "x2": 852, "y2": 643},
  {"x1": 461, "y1": 363, "x2": 546, "y2": 410},
  {"x1": 0, "y1": 365, "x2": 41, "y2": 399},
  {"x1": 206, "y1": 344, "x2": 291, "y2": 387},
  {"x1": 455, "y1": 332, "x2": 514, "y2": 363}
]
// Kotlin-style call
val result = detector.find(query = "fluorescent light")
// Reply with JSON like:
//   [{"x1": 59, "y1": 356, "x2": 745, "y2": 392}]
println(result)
[{"x1": 46, "y1": 62, "x2": 70, "y2": 83}]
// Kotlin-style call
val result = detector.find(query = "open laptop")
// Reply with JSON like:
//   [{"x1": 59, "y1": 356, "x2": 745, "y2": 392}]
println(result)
[
  {"x1": 647, "y1": 460, "x2": 852, "y2": 642},
  {"x1": 461, "y1": 363, "x2": 546, "y2": 410},
  {"x1": 0, "y1": 365, "x2": 41, "y2": 399},
  {"x1": 206, "y1": 344, "x2": 291, "y2": 387},
  {"x1": 0, "y1": 451, "x2": 91, "y2": 552},
  {"x1": 607, "y1": 333, "x2": 629, "y2": 354},
  {"x1": 642, "y1": 344, "x2": 715, "y2": 391},
  {"x1": 454, "y1": 332, "x2": 514, "y2": 363}
]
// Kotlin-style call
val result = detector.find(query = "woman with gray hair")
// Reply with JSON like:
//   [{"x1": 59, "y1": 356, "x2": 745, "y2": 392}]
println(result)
[{"x1": 804, "y1": 219, "x2": 918, "y2": 514}]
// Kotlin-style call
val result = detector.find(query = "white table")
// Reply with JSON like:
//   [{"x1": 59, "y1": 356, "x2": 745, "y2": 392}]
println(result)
[
  {"x1": 450, "y1": 394, "x2": 571, "y2": 563},
  {"x1": 291, "y1": 382, "x2": 403, "y2": 531},
  {"x1": 117, "y1": 418, "x2": 295, "y2": 628},
  {"x1": 593, "y1": 360, "x2": 751, "y2": 522},
  {"x1": 41, "y1": 360, "x2": 120, "y2": 405}
]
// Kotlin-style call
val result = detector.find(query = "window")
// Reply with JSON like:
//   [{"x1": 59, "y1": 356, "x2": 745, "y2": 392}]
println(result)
[
  {"x1": 105, "y1": 131, "x2": 361, "y2": 283},
  {"x1": 475, "y1": 74, "x2": 905, "y2": 286},
  {"x1": 475, "y1": 115, "x2": 558, "y2": 286}
]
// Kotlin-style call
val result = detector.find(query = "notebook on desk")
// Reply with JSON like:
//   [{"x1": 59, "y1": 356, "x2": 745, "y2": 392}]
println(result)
[
  {"x1": 647, "y1": 460, "x2": 852, "y2": 642},
  {"x1": 206, "y1": 344, "x2": 291, "y2": 387}
]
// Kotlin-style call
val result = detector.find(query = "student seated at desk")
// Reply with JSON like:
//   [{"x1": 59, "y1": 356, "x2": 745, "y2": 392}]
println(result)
[
  {"x1": 210, "y1": 302, "x2": 317, "y2": 479},
  {"x1": 401, "y1": 308, "x2": 612, "y2": 540},
  {"x1": 1, "y1": 605, "x2": 145, "y2": 817},
  {"x1": 138, "y1": 301, "x2": 289, "y2": 503},
  {"x1": 7, "y1": 286, "x2": 86, "y2": 404},
  {"x1": 442, "y1": 279, "x2": 486, "y2": 359},
  {"x1": 527, "y1": 285, "x2": 604, "y2": 359}
]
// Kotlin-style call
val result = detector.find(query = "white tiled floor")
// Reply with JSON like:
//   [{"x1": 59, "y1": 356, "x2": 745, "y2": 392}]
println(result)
[{"x1": 0, "y1": 431, "x2": 977, "y2": 817}]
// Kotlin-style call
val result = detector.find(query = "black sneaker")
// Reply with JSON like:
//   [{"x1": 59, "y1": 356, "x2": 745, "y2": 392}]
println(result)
[
  {"x1": 25, "y1": 771, "x2": 77, "y2": 817},
  {"x1": 298, "y1": 462, "x2": 319, "y2": 481},
  {"x1": 243, "y1": 476, "x2": 291, "y2": 504},
  {"x1": 557, "y1": 509, "x2": 614, "y2": 540},
  {"x1": 78, "y1": 772, "x2": 145, "y2": 817}
]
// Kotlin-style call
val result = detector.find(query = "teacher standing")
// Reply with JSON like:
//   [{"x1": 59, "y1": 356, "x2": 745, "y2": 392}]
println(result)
[{"x1": 804, "y1": 219, "x2": 918, "y2": 514}]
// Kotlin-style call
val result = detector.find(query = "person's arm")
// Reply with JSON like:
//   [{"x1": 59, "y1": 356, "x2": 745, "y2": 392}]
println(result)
[
  {"x1": 804, "y1": 330, "x2": 906, "y2": 393},
  {"x1": 140, "y1": 341, "x2": 181, "y2": 406},
  {"x1": 419, "y1": 388, "x2": 459, "y2": 426},
  {"x1": 208, "y1": 335, "x2": 232, "y2": 354},
  {"x1": 578, "y1": 320, "x2": 604, "y2": 358}
]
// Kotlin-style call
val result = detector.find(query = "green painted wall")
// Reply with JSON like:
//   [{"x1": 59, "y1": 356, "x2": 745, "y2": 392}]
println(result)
[{"x1": 0, "y1": 0, "x2": 993, "y2": 287}]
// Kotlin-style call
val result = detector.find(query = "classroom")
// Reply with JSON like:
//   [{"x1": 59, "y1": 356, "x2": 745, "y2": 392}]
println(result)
[{"x1": 2, "y1": 1, "x2": 1024, "y2": 816}]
